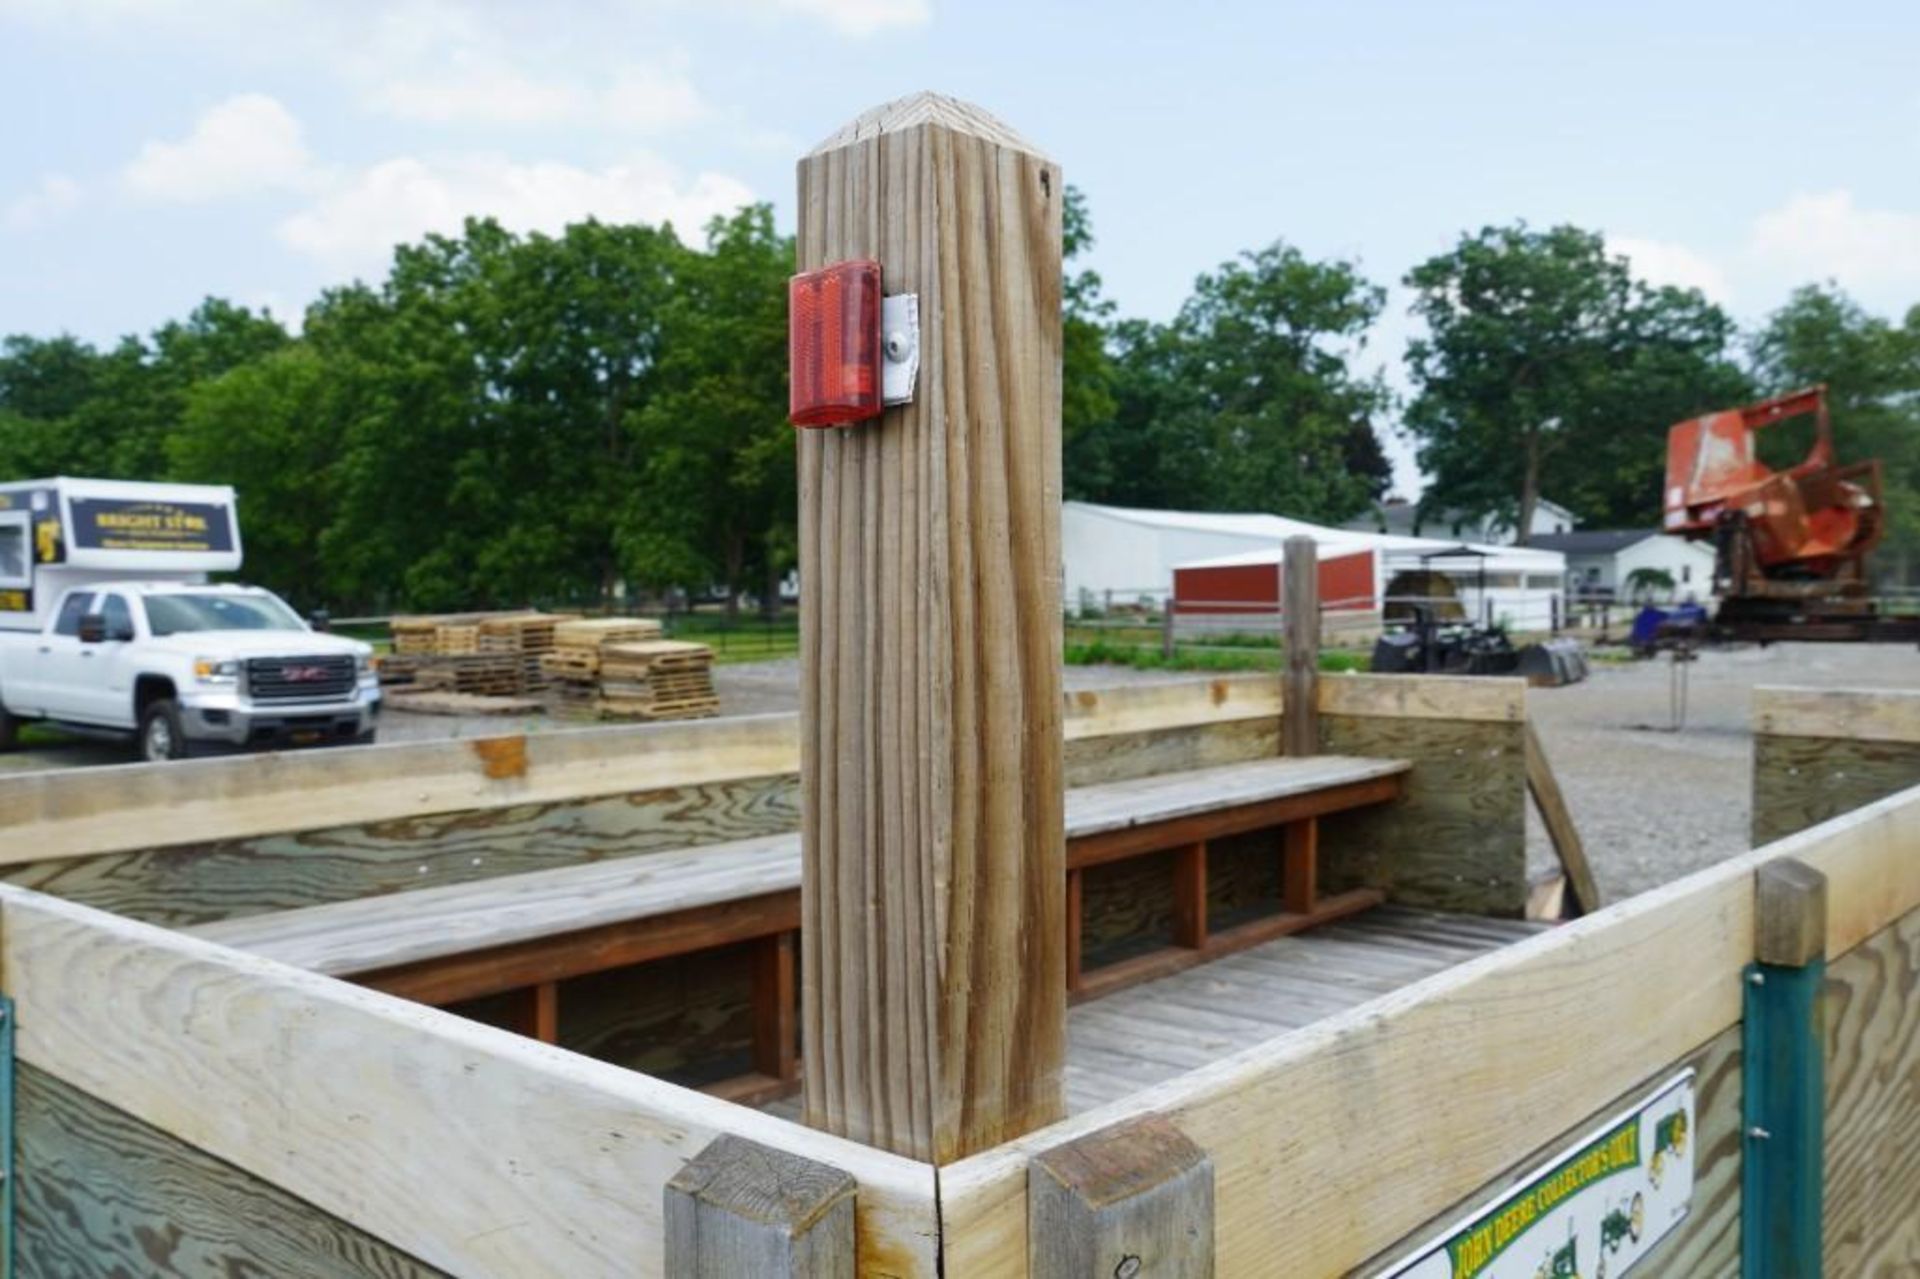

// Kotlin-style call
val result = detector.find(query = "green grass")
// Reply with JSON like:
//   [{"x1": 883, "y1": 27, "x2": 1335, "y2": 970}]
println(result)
[
  {"x1": 1064, "y1": 638, "x2": 1369, "y2": 674},
  {"x1": 663, "y1": 614, "x2": 802, "y2": 664}
]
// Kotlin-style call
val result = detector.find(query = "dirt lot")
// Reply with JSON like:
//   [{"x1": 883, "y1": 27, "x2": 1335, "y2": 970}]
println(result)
[{"x1": 7, "y1": 644, "x2": 1916, "y2": 904}]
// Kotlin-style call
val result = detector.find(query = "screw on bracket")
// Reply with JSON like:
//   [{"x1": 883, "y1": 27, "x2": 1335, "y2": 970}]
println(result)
[{"x1": 1114, "y1": 1256, "x2": 1142, "y2": 1279}]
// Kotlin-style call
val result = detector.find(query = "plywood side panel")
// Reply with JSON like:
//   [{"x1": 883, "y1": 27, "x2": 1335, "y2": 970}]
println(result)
[
  {"x1": 1315, "y1": 673, "x2": 1525, "y2": 724},
  {"x1": 1751, "y1": 733, "x2": 1920, "y2": 845},
  {"x1": 0, "y1": 887, "x2": 939, "y2": 1279},
  {"x1": 16, "y1": 1063, "x2": 449, "y2": 1279},
  {"x1": 1063, "y1": 719, "x2": 1278, "y2": 788},
  {"x1": 2, "y1": 774, "x2": 800, "y2": 926},
  {"x1": 1318, "y1": 716, "x2": 1528, "y2": 917},
  {"x1": 1357, "y1": 1025, "x2": 1744, "y2": 1279},
  {"x1": 1823, "y1": 905, "x2": 1920, "y2": 1275},
  {"x1": 1755, "y1": 685, "x2": 1920, "y2": 744}
]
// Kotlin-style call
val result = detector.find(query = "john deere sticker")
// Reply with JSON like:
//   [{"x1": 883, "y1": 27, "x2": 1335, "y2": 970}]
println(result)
[{"x1": 1379, "y1": 1072, "x2": 1694, "y2": 1279}]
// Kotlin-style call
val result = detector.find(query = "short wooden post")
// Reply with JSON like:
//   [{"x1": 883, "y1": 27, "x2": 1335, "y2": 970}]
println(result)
[
  {"x1": 1742, "y1": 857, "x2": 1827, "y2": 1279},
  {"x1": 797, "y1": 92, "x2": 1066, "y2": 1161},
  {"x1": 752, "y1": 931, "x2": 799, "y2": 1085},
  {"x1": 1172, "y1": 842, "x2": 1208, "y2": 949},
  {"x1": 665, "y1": 1134, "x2": 856, "y2": 1278},
  {"x1": 1282, "y1": 819, "x2": 1318, "y2": 915},
  {"x1": 1030, "y1": 1116, "x2": 1214, "y2": 1278},
  {"x1": 1282, "y1": 535, "x2": 1320, "y2": 756},
  {"x1": 1160, "y1": 605, "x2": 1176, "y2": 660}
]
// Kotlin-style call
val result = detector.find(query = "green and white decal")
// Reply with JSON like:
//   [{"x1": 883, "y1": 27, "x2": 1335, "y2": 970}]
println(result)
[{"x1": 1379, "y1": 1071, "x2": 1694, "y2": 1279}]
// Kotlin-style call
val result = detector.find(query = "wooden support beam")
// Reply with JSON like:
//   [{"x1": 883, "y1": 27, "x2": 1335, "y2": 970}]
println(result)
[
  {"x1": 1029, "y1": 1117, "x2": 1214, "y2": 1278},
  {"x1": 797, "y1": 92, "x2": 1066, "y2": 1162},
  {"x1": 1523, "y1": 720, "x2": 1601, "y2": 916},
  {"x1": 1282, "y1": 819, "x2": 1318, "y2": 916},
  {"x1": 1172, "y1": 843, "x2": 1207, "y2": 950},
  {"x1": 753, "y1": 932, "x2": 799, "y2": 1084},
  {"x1": 1755, "y1": 857, "x2": 1827, "y2": 967},
  {"x1": 510, "y1": 981, "x2": 559, "y2": 1045},
  {"x1": 1283, "y1": 535, "x2": 1320, "y2": 758},
  {"x1": 665, "y1": 1135, "x2": 857, "y2": 1278},
  {"x1": 1066, "y1": 869, "x2": 1084, "y2": 995}
]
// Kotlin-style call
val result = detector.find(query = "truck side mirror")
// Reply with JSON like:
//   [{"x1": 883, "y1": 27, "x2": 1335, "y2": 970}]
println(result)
[
  {"x1": 77, "y1": 613, "x2": 106, "y2": 644},
  {"x1": 309, "y1": 608, "x2": 332, "y2": 633}
]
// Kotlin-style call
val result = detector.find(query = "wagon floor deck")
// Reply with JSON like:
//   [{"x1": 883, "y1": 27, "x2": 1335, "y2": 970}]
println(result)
[{"x1": 1062, "y1": 906, "x2": 1543, "y2": 1112}]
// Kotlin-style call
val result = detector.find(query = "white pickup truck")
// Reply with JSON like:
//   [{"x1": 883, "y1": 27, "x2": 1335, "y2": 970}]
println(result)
[
  {"x1": 0, "y1": 581, "x2": 381, "y2": 761},
  {"x1": 0, "y1": 476, "x2": 379, "y2": 762}
]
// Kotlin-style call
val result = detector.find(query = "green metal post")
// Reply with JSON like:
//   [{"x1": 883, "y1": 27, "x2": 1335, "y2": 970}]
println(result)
[{"x1": 1741, "y1": 858, "x2": 1827, "y2": 1279}]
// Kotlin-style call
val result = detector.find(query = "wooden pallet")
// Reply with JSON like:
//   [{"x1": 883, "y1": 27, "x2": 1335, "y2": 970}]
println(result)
[
  {"x1": 385, "y1": 691, "x2": 546, "y2": 717},
  {"x1": 552, "y1": 618, "x2": 663, "y2": 651}
]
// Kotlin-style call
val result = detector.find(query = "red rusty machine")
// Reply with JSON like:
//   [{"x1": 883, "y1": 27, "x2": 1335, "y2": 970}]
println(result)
[{"x1": 1663, "y1": 385, "x2": 1917, "y2": 641}]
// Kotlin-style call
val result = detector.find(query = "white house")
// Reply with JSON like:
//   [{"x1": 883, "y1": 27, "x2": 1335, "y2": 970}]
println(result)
[
  {"x1": 1527, "y1": 530, "x2": 1717, "y2": 602},
  {"x1": 1344, "y1": 497, "x2": 1577, "y2": 546}
]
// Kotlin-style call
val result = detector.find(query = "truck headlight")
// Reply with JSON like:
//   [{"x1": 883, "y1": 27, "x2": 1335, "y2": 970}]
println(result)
[
  {"x1": 355, "y1": 652, "x2": 373, "y2": 677},
  {"x1": 193, "y1": 657, "x2": 240, "y2": 684}
]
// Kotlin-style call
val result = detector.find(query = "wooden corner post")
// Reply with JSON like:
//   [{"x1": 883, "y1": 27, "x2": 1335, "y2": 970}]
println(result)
[
  {"x1": 1030, "y1": 1117, "x2": 1215, "y2": 1278},
  {"x1": 796, "y1": 93, "x2": 1067, "y2": 1161},
  {"x1": 1283, "y1": 535, "x2": 1319, "y2": 756},
  {"x1": 665, "y1": 1134, "x2": 857, "y2": 1277}
]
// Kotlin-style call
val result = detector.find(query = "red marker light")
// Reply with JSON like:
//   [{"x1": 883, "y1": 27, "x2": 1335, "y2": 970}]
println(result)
[{"x1": 790, "y1": 259, "x2": 882, "y2": 428}]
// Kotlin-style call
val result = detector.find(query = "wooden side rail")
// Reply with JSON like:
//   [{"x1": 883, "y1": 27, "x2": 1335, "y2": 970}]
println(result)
[{"x1": 194, "y1": 756, "x2": 1410, "y2": 1100}]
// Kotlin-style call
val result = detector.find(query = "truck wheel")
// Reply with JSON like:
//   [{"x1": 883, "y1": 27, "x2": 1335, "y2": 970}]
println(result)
[
  {"x1": 0, "y1": 706, "x2": 18, "y2": 753},
  {"x1": 137, "y1": 700, "x2": 187, "y2": 763}
]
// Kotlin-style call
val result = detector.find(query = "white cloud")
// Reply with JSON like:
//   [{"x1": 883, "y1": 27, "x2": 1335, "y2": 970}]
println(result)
[
  {"x1": 602, "y1": 66, "x2": 708, "y2": 133},
  {"x1": 123, "y1": 93, "x2": 320, "y2": 202},
  {"x1": 370, "y1": 52, "x2": 588, "y2": 126},
  {"x1": 1749, "y1": 189, "x2": 1920, "y2": 299},
  {"x1": 277, "y1": 152, "x2": 753, "y2": 274},
  {"x1": 1609, "y1": 235, "x2": 1733, "y2": 302},
  {"x1": 4, "y1": 173, "x2": 82, "y2": 230},
  {"x1": 768, "y1": 0, "x2": 931, "y2": 36}
]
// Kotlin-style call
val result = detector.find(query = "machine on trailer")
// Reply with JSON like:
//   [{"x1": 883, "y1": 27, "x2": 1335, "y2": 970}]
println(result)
[{"x1": 1664, "y1": 385, "x2": 1920, "y2": 642}]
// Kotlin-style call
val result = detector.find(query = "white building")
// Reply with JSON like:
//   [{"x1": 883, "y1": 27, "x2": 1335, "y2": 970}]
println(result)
[
  {"x1": 1063, "y1": 501, "x2": 1568, "y2": 631},
  {"x1": 1344, "y1": 497, "x2": 1577, "y2": 546},
  {"x1": 1527, "y1": 530, "x2": 1717, "y2": 602}
]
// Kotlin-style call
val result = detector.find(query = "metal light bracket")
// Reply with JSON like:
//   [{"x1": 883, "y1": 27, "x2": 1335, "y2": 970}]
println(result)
[{"x1": 882, "y1": 293, "x2": 920, "y2": 407}]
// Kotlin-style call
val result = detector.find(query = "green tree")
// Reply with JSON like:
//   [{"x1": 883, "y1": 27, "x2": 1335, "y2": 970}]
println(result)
[
  {"x1": 1135, "y1": 242, "x2": 1391, "y2": 518},
  {"x1": 1404, "y1": 224, "x2": 1747, "y2": 538},
  {"x1": 172, "y1": 345, "x2": 343, "y2": 609},
  {"x1": 1751, "y1": 284, "x2": 1920, "y2": 579},
  {"x1": 1061, "y1": 185, "x2": 1117, "y2": 482},
  {"x1": 624, "y1": 205, "x2": 794, "y2": 616}
]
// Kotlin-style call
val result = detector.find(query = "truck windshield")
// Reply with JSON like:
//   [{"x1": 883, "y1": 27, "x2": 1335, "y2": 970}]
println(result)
[{"x1": 143, "y1": 593, "x2": 304, "y2": 636}]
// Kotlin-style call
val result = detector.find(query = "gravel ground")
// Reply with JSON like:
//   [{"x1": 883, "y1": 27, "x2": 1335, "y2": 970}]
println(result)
[
  {"x1": 8, "y1": 646, "x2": 1916, "y2": 908},
  {"x1": 1525, "y1": 642, "x2": 1920, "y2": 901}
]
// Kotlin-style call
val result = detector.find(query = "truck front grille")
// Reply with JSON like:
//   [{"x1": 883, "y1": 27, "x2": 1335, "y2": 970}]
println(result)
[{"x1": 246, "y1": 655, "x2": 357, "y2": 702}]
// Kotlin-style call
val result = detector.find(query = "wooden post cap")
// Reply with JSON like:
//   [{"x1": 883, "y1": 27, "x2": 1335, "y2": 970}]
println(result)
[
  {"x1": 1755, "y1": 857, "x2": 1828, "y2": 968},
  {"x1": 1029, "y1": 1117, "x2": 1215, "y2": 1277},
  {"x1": 665, "y1": 1134, "x2": 857, "y2": 1277}
]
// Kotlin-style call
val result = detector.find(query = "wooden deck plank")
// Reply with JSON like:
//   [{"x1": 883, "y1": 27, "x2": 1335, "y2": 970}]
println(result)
[{"x1": 1056, "y1": 906, "x2": 1537, "y2": 1113}]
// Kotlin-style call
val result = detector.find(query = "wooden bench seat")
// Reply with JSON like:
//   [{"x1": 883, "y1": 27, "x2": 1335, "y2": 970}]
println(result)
[{"x1": 192, "y1": 753, "x2": 1409, "y2": 1100}]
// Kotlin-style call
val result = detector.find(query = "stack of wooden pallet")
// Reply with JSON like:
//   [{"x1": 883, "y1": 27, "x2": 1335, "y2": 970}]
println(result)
[
  {"x1": 382, "y1": 611, "x2": 578, "y2": 697},
  {"x1": 597, "y1": 641, "x2": 719, "y2": 721},
  {"x1": 478, "y1": 614, "x2": 575, "y2": 693},
  {"x1": 538, "y1": 618, "x2": 670, "y2": 719},
  {"x1": 412, "y1": 655, "x2": 522, "y2": 697}
]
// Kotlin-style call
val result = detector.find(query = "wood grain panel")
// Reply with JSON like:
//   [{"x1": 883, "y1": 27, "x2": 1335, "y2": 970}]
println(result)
[
  {"x1": 3, "y1": 774, "x2": 800, "y2": 926},
  {"x1": 1823, "y1": 905, "x2": 1920, "y2": 1275},
  {"x1": 1754, "y1": 685, "x2": 1920, "y2": 744},
  {"x1": 557, "y1": 946, "x2": 757, "y2": 1087},
  {"x1": 1751, "y1": 733, "x2": 1920, "y2": 845},
  {"x1": 1318, "y1": 716, "x2": 1528, "y2": 917},
  {"x1": 0, "y1": 886, "x2": 940, "y2": 1278},
  {"x1": 15, "y1": 1063, "x2": 447, "y2": 1279},
  {"x1": 1063, "y1": 719, "x2": 1278, "y2": 788}
]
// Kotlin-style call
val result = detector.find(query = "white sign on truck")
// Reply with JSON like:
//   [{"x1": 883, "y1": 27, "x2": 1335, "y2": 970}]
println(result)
[{"x1": 0, "y1": 477, "x2": 380, "y2": 761}]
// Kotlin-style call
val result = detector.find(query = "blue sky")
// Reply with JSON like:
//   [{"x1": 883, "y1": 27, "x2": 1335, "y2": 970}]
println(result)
[{"x1": 5, "y1": 1, "x2": 1920, "y2": 493}]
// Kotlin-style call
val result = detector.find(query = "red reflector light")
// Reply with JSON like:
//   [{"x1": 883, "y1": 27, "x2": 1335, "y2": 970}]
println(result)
[{"x1": 790, "y1": 259, "x2": 882, "y2": 428}]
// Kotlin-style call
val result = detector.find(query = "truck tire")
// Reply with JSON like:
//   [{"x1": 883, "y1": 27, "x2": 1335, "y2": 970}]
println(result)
[
  {"x1": 137, "y1": 699, "x2": 188, "y2": 763},
  {"x1": 0, "y1": 706, "x2": 18, "y2": 753}
]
